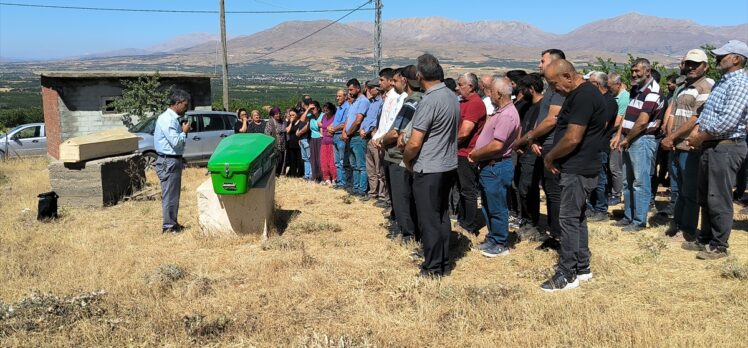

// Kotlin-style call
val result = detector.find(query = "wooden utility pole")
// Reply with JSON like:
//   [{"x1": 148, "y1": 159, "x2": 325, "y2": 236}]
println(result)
[
  {"x1": 374, "y1": 0, "x2": 382, "y2": 77},
  {"x1": 219, "y1": 0, "x2": 229, "y2": 111}
]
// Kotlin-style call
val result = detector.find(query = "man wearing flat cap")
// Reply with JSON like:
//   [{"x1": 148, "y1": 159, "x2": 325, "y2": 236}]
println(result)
[
  {"x1": 660, "y1": 49, "x2": 712, "y2": 243},
  {"x1": 684, "y1": 40, "x2": 748, "y2": 259}
]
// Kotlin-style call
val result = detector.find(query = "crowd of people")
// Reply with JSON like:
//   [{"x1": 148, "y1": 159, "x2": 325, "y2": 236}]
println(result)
[{"x1": 156, "y1": 39, "x2": 748, "y2": 292}]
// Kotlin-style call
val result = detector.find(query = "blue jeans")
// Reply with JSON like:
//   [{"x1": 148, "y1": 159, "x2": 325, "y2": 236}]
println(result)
[
  {"x1": 299, "y1": 138, "x2": 311, "y2": 179},
  {"x1": 622, "y1": 135, "x2": 657, "y2": 226},
  {"x1": 479, "y1": 159, "x2": 513, "y2": 246},
  {"x1": 333, "y1": 134, "x2": 346, "y2": 186},
  {"x1": 670, "y1": 150, "x2": 700, "y2": 238},
  {"x1": 587, "y1": 151, "x2": 609, "y2": 213},
  {"x1": 348, "y1": 135, "x2": 367, "y2": 193}
]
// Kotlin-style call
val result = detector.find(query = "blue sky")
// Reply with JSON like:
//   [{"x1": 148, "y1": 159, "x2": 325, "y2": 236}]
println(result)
[{"x1": 1, "y1": 0, "x2": 747, "y2": 59}]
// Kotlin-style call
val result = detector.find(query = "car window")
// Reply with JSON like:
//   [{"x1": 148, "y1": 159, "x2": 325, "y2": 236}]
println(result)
[
  {"x1": 130, "y1": 117, "x2": 157, "y2": 134},
  {"x1": 202, "y1": 115, "x2": 226, "y2": 132},
  {"x1": 224, "y1": 115, "x2": 237, "y2": 130},
  {"x1": 16, "y1": 126, "x2": 40, "y2": 139},
  {"x1": 188, "y1": 115, "x2": 201, "y2": 132}
]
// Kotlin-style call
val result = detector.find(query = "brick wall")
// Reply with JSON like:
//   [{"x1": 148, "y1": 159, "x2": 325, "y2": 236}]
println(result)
[{"x1": 42, "y1": 86, "x2": 61, "y2": 159}]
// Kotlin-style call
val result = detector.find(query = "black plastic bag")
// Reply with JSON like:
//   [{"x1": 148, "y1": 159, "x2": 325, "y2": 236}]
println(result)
[{"x1": 37, "y1": 191, "x2": 59, "y2": 221}]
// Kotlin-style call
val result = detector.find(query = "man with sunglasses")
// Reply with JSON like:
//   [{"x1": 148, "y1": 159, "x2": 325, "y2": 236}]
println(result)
[{"x1": 684, "y1": 40, "x2": 748, "y2": 260}]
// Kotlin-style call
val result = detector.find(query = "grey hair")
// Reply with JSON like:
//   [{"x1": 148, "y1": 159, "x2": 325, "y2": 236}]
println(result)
[
  {"x1": 493, "y1": 77, "x2": 513, "y2": 96},
  {"x1": 459, "y1": 73, "x2": 480, "y2": 93},
  {"x1": 169, "y1": 89, "x2": 191, "y2": 106},
  {"x1": 632, "y1": 58, "x2": 651, "y2": 71},
  {"x1": 589, "y1": 71, "x2": 609, "y2": 87},
  {"x1": 608, "y1": 72, "x2": 622, "y2": 85}
]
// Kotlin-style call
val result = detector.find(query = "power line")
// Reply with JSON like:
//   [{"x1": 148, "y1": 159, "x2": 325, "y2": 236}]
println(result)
[
  {"x1": 0, "y1": 2, "x2": 375, "y2": 14},
  {"x1": 248, "y1": 0, "x2": 373, "y2": 61}
]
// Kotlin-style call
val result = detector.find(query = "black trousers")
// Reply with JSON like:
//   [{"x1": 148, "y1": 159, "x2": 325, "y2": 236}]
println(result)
[
  {"x1": 542, "y1": 167, "x2": 562, "y2": 238},
  {"x1": 558, "y1": 172, "x2": 598, "y2": 277},
  {"x1": 697, "y1": 141, "x2": 747, "y2": 250},
  {"x1": 456, "y1": 156, "x2": 480, "y2": 232},
  {"x1": 517, "y1": 156, "x2": 543, "y2": 225},
  {"x1": 388, "y1": 162, "x2": 419, "y2": 240},
  {"x1": 286, "y1": 147, "x2": 303, "y2": 177},
  {"x1": 413, "y1": 170, "x2": 456, "y2": 276}
]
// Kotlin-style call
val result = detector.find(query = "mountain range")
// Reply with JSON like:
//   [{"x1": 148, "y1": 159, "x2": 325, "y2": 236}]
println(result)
[{"x1": 8, "y1": 13, "x2": 748, "y2": 69}]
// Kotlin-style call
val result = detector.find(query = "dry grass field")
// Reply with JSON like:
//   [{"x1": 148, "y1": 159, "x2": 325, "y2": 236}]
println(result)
[{"x1": 1, "y1": 157, "x2": 747, "y2": 347}]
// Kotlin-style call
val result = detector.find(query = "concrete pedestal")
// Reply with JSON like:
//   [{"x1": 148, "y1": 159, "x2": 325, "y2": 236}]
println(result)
[
  {"x1": 49, "y1": 153, "x2": 145, "y2": 208},
  {"x1": 196, "y1": 172, "x2": 275, "y2": 237}
]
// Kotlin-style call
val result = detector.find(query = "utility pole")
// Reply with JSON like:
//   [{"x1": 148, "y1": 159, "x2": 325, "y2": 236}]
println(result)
[
  {"x1": 219, "y1": 0, "x2": 229, "y2": 111},
  {"x1": 374, "y1": 0, "x2": 382, "y2": 78}
]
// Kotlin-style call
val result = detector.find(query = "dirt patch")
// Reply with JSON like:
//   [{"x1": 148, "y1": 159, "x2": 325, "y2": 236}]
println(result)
[{"x1": 0, "y1": 290, "x2": 107, "y2": 335}]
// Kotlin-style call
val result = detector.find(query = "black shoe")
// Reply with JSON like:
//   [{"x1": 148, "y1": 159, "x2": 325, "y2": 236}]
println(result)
[
  {"x1": 374, "y1": 200, "x2": 390, "y2": 209},
  {"x1": 621, "y1": 224, "x2": 646, "y2": 232},
  {"x1": 359, "y1": 194, "x2": 370, "y2": 201},
  {"x1": 607, "y1": 195, "x2": 622, "y2": 206},
  {"x1": 541, "y1": 272, "x2": 579, "y2": 292},
  {"x1": 588, "y1": 211, "x2": 609, "y2": 222},
  {"x1": 162, "y1": 224, "x2": 184, "y2": 234},
  {"x1": 613, "y1": 218, "x2": 632, "y2": 227},
  {"x1": 536, "y1": 238, "x2": 560, "y2": 252},
  {"x1": 681, "y1": 241, "x2": 706, "y2": 251}
]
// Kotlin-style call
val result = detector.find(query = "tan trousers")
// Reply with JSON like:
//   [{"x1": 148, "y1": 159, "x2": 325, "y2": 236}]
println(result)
[{"x1": 366, "y1": 138, "x2": 388, "y2": 200}]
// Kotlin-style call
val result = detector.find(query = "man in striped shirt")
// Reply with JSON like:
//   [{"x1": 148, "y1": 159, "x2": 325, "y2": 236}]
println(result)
[
  {"x1": 611, "y1": 58, "x2": 664, "y2": 232},
  {"x1": 684, "y1": 40, "x2": 748, "y2": 260},
  {"x1": 660, "y1": 49, "x2": 712, "y2": 243}
]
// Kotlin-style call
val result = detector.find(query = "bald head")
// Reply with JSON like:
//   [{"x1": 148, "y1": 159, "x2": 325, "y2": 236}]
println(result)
[
  {"x1": 489, "y1": 77, "x2": 513, "y2": 107},
  {"x1": 543, "y1": 59, "x2": 583, "y2": 96}
]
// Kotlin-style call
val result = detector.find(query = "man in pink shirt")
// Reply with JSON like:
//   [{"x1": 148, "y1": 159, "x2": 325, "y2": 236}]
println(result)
[{"x1": 468, "y1": 77, "x2": 521, "y2": 257}]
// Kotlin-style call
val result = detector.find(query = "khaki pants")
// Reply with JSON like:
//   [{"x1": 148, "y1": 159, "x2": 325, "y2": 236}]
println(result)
[{"x1": 365, "y1": 139, "x2": 388, "y2": 200}]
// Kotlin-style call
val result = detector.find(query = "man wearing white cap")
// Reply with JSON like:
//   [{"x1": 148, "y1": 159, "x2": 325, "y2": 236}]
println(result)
[
  {"x1": 684, "y1": 40, "x2": 748, "y2": 259},
  {"x1": 660, "y1": 49, "x2": 712, "y2": 243}
]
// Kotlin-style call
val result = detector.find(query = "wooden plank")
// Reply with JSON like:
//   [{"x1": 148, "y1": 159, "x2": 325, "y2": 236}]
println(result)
[{"x1": 59, "y1": 128, "x2": 139, "y2": 163}]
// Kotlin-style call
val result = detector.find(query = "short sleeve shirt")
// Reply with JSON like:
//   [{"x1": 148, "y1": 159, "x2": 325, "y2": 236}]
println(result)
[
  {"x1": 345, "y1": 95, "x2": 370, "y2": 132},
  {"x1": 412, "y1": 83, "x2": 459, "y2": 173},
  {"x1": 622, "y1": 79, "x2": 663, "y2": 133},
  {"x1": 615, "y1": 90, "x2": 630, "y2": 117},
  {"x1": 458, "y1": 93, "x2": 487, "y2": 157},
  {"x1": 474, "y1": 103, "x2": 520, "y2": 160},
  {"x1": 536, "y1": 88, "x2": 565, "y2": 154},
  {"x1": 553, "y1": 82, "x2": 608, "y2": 175},
  {"x1": 669, "y1": 76, "x2": 712, "y2": 150}
]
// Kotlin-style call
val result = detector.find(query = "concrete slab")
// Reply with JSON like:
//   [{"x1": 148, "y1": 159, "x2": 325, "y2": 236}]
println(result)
[{"x1": 196, "y1": 173, "x2": 275, "y2": 238}]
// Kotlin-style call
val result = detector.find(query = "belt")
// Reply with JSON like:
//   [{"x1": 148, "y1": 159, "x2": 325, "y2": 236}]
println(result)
[
  {"x1": 157, "y1": 153, "x2": 183, "y2": 159},
  {"x1": 480, "y1": 156, "x2": 510, "y2": 167},
  {"x1": 703, "y1": 138, "x2": 745, "y2": 146}
]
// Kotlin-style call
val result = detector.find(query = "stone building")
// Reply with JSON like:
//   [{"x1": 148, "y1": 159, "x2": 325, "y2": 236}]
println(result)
[{"x1": 38, "y1": 70, "x2": 213, "y2": 159}]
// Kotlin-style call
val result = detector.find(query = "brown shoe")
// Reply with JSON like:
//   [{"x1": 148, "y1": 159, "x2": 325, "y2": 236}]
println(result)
[
  {"x1": 696, "y1": 245, "x2": 728, "y2": 260},
  {"x1": 681, "y1": 241, "x2": 706, "y2": 251}
]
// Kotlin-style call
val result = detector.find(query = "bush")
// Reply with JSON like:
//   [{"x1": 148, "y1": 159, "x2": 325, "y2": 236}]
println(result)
[{"x1": 0, "y1": 107, "x2": 43, "y2": 131}]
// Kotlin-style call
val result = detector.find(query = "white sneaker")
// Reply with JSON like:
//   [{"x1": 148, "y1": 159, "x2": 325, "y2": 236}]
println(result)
[{"x1": 577, "y1": 270, "x2": 593, "y2": 282}]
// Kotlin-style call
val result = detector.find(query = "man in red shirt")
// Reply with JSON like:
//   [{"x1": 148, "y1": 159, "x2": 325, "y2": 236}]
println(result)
[{"x1": 455, "y1": 72, "x2": 487, "y2": 235}]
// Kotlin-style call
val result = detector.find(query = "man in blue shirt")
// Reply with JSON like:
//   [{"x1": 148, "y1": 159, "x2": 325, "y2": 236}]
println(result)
[
  {"x1": 153, "y1": 89, "x2": 191, "y2": 233},
  {"x1": 328, "y1": 89, "x2": 349, "y2": 188},
  {"x1": 342, "y1": 78, "x2": 371, "y2": 196},
  {"x1": 684, "y1": 40, "x2": 748, "y2": 259}
]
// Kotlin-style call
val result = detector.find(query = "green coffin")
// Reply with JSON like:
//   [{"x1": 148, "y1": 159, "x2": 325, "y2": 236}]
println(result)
[{"x1": 207, "y1": 134, "x2": 276, "y2": 195}]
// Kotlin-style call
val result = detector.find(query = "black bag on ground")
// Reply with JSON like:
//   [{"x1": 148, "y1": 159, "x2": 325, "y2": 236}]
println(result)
[{"x1": 37, "y1": 191, "x2": 59, "y2": 221}]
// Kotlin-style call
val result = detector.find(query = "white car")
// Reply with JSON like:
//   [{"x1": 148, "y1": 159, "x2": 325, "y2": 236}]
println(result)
[{"x1": 0, "y1": 122, "x2": 47, "y2": 158}]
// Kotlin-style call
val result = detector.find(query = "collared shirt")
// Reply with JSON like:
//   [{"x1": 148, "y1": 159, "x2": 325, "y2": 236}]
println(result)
[
  {"x1": 699, "y1": 70, "x2": 748, "y2": 140},
  {"x1": 458, "y1": 92, "x2": 487, "y2": 157},
  {"x1": 474, "y1": 102, "x2": 520, "y2": 160},
  {"x1": 332, "y1": 101, "x2": 350, "y2": 134},
  {"x1": 360, "y1": 96, "x2": 382, "y2": 134},
  {"x1": 154, "y1": 108, "x2": 186, "y2": 155},
  {"x1": 411, "y1": 82, "x2": 459, "y2": 173},
  {"x1": 345, "y1": 95, "x2": 370, "y2": 133},
  {"x1": 670, "y1": 76, "x2": 712, "y2": 150},
  {"x1": 482, "y1": 95, "x2": 495, "y2": 115},
  {"x1": 373, "y1": 89, "x2": 406, "y2": 140},
  {"x1": 615, "y1": 89, "x2": 630, "y2": 117},
  {"x1": 622, "y1": 78, "x2": 663, "y2": 133}
]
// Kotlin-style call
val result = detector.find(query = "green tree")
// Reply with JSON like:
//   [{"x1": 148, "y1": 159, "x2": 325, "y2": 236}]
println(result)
[
  {"x1": 111, "y1": 73, "x2": 170, "y2": 128},
  {"x1": 700, "y1": 44, "x2": 723, "y2": 81},
  {"x1": 585, "y1": 53, "x2": 677, "y2": 90}
]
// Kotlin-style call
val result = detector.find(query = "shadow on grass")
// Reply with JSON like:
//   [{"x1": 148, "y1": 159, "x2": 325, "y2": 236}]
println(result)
[
  {"x1": 273, "y1": 209, "x2": 301, "y2": 235},
  {"x1": 448, "y1": 231, "x2": 472, "y2": 263}
]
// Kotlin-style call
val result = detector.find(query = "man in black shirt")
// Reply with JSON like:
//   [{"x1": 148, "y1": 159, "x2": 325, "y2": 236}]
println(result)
[
  {"x1": 585, "y1": 71, "x2": 619, "y2": 222},
  {"x1": 541, "y1": 59, "x2": 607, "y2": 292},
  {"x1": 514, "y1": 73, "x2": 545, "y2": 240}
]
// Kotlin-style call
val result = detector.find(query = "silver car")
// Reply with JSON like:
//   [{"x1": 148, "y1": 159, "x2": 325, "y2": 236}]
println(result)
[
  {"x1": 130, "y1": 111, "x2": 237, "y2": 167},
  {"x1": 0, "y1": 122, "x2": 47, "y2": 158}
]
